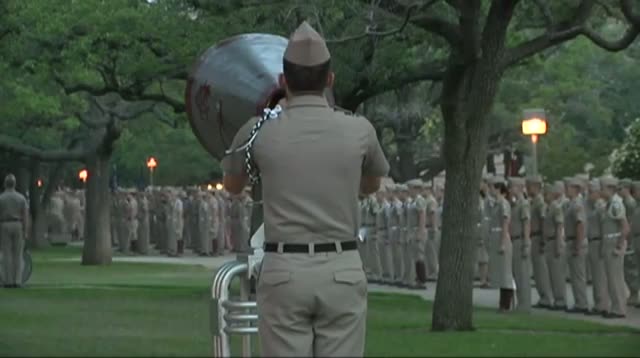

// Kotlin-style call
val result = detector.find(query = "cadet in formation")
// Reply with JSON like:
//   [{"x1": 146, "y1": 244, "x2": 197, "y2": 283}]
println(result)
[{"x1": 0, "y1": 174, "x2": 29, "y2": 288}]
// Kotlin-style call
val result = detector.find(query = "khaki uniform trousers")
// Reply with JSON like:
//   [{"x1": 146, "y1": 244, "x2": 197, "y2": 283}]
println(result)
[
  {"x1": 588, "y1": 239, "x2": 610, "y2": 312},
  {"x1": 257, "y1": 249, "x2": 366, "y2": 357},
  {"x1": 403, "y1": 229, "x2": 418, "y2": 285},
  {"x1": 512, "y1": 238, "x2": 531, "y2": 312},
  {"x1": 488, "y1": 228, "x2": 502, "y2": 288},
  {"x1": 1, "y1": 222, "x2": 24, "y2": 285},
  {"x1": 531, "y1": 235, "x2": 553, "y2": 306},
  {"x1": 137, "y1": 215, "x2": 150, "y2": 255},
  {"x1": 367, "y1": 230, "x2": 382, "y2": 281},
  {"x1": 602, "y1": 237, "x2": 627, "y2": 315},
  {"x1": 425, "y1": 229, "x2": 439, "y2": 279},
  {"x1": 544, "y1": 237, "x2": 567, "y2": 308},
  {"x1": 567, "y1": 239, "x2": 589, "y2": 310},
  {"x1": 392, "y1": 229, "x2": 405, "y2": 284},
  {"x1": 378, "y1": 230, "x2": 394, "y2": 283}
]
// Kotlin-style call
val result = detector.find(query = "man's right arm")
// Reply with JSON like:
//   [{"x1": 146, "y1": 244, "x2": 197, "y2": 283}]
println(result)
[{"x1": 360, "y1": 121, "x2": 389, "y2": 195}]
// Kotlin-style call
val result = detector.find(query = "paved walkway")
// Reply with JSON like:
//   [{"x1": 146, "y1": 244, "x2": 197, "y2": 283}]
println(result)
[{"x1": 58, "y1": 252, "x2": 640, "y2": 329}]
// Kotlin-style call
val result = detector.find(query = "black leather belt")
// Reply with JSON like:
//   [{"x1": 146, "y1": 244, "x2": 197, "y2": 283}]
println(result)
[
  {"x1": 264, "y1": 240, "x2": 358, "y2": 253},
  {"x1": 589, "y1": 237, "x2": 601, "y2": 241},
  {"x1": 512, "y1": 235, "x2": 522, "y2": 240},
  {"x1": 531, "y1": 231, "x2": 542, "y2": 236},
  {"x1": 566, "y1": 236, "x2": 576, "y2": 241}
]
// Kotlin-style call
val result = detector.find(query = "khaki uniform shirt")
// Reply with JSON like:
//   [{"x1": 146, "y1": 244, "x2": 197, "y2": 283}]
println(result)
[
  {"x1": 586, "y1": 198, "x2": 606, "y2": 239},
  {"x1": 543, "y1": 199, "x2": 564, "y2": 239},
  {"x1": 223, "y1": 95, "x2": 389, "y2": 244},
  {"x1": 602, "y1": 194, "x2": 626, "y2": 237},
  {"x1": 509, "y1": 196, "x2": 530, "y2": 239},
  {"x1": 530, "y1": 194, "x2": 545, "y2": 237},
  {"x1": 564, "y1": 197, "x2": 586, "y2": 240},
  {"x1": 0, "y1": 189, "x2": 27, "y2": 222}
]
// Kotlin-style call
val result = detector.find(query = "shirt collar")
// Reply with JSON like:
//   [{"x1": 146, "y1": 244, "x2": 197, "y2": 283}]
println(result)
[{"x1": 286, "y1": 95, "x2": 329, "y2": 109}]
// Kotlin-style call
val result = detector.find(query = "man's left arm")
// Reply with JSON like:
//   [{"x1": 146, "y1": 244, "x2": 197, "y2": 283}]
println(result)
[
  {"x1": 575, "y1": 201, "x2": 587, "y2": 254},
  {"x1": 222, "y1": 119, "x2": 257, "y2": 194},
  {"x1": 522, "y1": 200, "x2": 531, "y2": 257}
]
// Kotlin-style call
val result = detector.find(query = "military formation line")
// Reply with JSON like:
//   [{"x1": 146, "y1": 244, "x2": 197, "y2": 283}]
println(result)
[{"x1": 358, "y1": 175, "x2": 640, "y2": 319}]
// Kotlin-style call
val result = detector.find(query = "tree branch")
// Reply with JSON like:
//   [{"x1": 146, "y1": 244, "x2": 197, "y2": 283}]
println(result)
[
  {"x1": 326, "y1": 4, "x2": 415, "y2": 43},
  {"x1": 0, "y1": 134, "x2": 91, "y2": 162},
  {"x1": 532, "y1": 0, "x2": 554, "y2": 31},
  {"x1": 502, "y1": 0, "x2": 640, "y2": 68}
]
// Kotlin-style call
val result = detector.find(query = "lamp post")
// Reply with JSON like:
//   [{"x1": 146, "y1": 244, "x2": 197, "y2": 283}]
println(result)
[
  {"x1": 146, "y1": 157, "x2": 157, "y2": 187},
  {"x1": 521, "y1": 109, "x2": 548, "y2": 176},
  {"x1": 78, "y1": 169, "x2": 88, "y2": 188}
]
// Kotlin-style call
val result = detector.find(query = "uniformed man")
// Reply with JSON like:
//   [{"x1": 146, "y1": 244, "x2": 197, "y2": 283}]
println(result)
[
  {"x1": 358, "y1": 195, "x2": 371, "y2": 275},
  {"x1": 527, "y1": 175, "x2": 553, "y2": 309},
  {"x1": 375, "y1": 185, "x2": 393, "y2": 284},
  {"x1": 0, "y1": 174, "x2": 29, "y2": 288},
  {"x1": 543, "y1": 182, "x2": 567, "y2": 310},
  {"x1": 222, "y1": 21, "x2": 389, "y2": 357},
  {"x1": 47, "y1": 190, "x2": 67, "y2": 245},
  {"x1": 128, "y1": 191, "x2": 139, "y2": 253},
  {"x1": 585, "y1": 180, "x2": 609, "y2": 315},
  {"x1": 367, "y1": 191, "x2": 383, "y2": 284},
  {"x1": 197, "y1": 190, "x2": 212, "y2": 256},
  {"x1": 229, "y1": 190, "x2": 251, "y2": 253},
  {"x1": 476, "y1": 177, "x2": 490, "y2": 288},
  {"x1": 424, "y1": 184, "x2": 440, "y2": 281},
  {"x1": 394, "y1": 184, "x2": 409, "y2": 286},
  {"x1": 405, "y1": 179, "x2": 426, "y2": 289},
  {"x1": 388, "y1": 185, "x2": 403, "y2": 286},
  {"x1": 508, "y1": 177, "x2": 532, "y2": 313},
  {"x1": 488, "y1": 177, "x2": 515, "y2": 311},
  {"x1": 208, "y1": 191, "x2": 221, "y2": 256},
  {"x1": 619, "y1": 178, "x2": 638, "y2": 306},
  {"x1": 600, "y1": 176, "x2": 630, "y2": 318},
  {"x1": 630, "y1": 181, "x2": 640, "y2": 308},
  {"x1": 136, "y1": 191, "x2": 150, "y2": 255},
  {"x1": 564, "y1": 178, "x2": 589, "y2": 313}
]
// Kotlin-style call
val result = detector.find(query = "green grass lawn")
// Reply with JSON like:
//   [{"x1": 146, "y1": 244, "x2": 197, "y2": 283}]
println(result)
[{"x1": 0, "y1": 247, "x2": 638, "y2": 357}]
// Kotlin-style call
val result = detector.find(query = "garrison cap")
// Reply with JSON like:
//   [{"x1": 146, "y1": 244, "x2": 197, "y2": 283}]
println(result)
[
  {"x1": 396, "y1": 184, "x2": 409, "y2": 191},
  {"x1": 619, "y1": 178, "x2": 632, "y2": 188},
  {"x1": 526, "y1": 175, "x2": 543, "y2": 184},
  {"x1": 552, "y1": 181, "x2": 565, "y2": 194},
  {"x1": 600, "y1": 176, "x2": 619, "y2": 188},
  {"x1": 508, "y1": 177, "x2": 525, "y2": 186},
  {"x1": 283, "y1": 21, "x2": 331, "y2": 66},
  {"x1": 562, "y1": 177, "x2": 572, "y2": 184},
  {"x1": 589, "y1": 180, "x2": 601, "y2": 191},
  {"x1": 567, "y1": 178, "x2": 582, "y2": 187},
  {"x1": 406, "y1": 179, "x2": 423, "y2": 187}
]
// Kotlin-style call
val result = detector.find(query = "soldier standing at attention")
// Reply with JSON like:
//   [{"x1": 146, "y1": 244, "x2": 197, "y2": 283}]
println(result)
[
  {"x1": 508, "y1": 177, "x2": 532, "y2": 312},
  {"x1": 208, "y1": 191, "x2": 221, "y2": 256},
  {"x1": 527, "y1": 176, "x2": 553, "y2": 309},
  {"x1": 395, "y1": 184, "x2": 409, "y2": 286},
  {"x1": 619, "y1": 179, "x2": 638, "y2": 306},
  {"x1": 476, "y1": 177, "x2": 490, "y2": 288},
  {"x1": 565, "y1": 178, "x2": 589, "y2": 313},
  {"x1": 423, "y1": 184, "x2": 440, "y2": 281},
  {"x1": 118, "y1": 192, "x2": 132, "y2": 254},
  {"x1": 197, "y1": 190, "x2": 212, "y2": 256},
  {"x1": 0, "y1": 174, "x2": 29, "y2": 288},
  {"x1": 629, "y1": 181, "x2": 640, "y2": 308},
  {"x1": 375, "y1": 186, "x2": 392, "y2": 284},
  {"x1": 128, "y1": 192, "x2": 139, "y2": 254},
  {"x1": 222, "y1": 21, "x2": 389, "y2": 357},
  {"x1": 600, "y1": 177, "x2": 630, "y2": 318},
  {"x1": 136, "y1": 191, "x2": 150, "y2": 255},
  {"x1": 406, "y1": 179, "x2": 426, "y2": 289},
  {"x1": 489, "y1": 177, "x2": 515, "y2": 312},
  {"x1": 543, "y1": 182, "x2": 567, "y2": 310},
  {"x1": 585, "y1": 180, "x2": 609, "y2": 315},
  {"x1": 358, "y1": 195, "x2": 370, "y2": 276},
  {"x1": 367, "y1": 192, "x2": 383, "y2": 284},
  {"x1": 388, "y1": 185, "x2": 403, "y2": 286}
]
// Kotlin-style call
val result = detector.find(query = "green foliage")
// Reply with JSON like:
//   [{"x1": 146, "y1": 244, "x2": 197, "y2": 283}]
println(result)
[{"x1": 611, "y1": 118, "x2": 640, "y2": 180}]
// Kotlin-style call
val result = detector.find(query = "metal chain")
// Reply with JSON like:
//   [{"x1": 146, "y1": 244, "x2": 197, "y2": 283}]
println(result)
[{"x1": 245, "y1": 105, "x2": 282, "y2": 185}]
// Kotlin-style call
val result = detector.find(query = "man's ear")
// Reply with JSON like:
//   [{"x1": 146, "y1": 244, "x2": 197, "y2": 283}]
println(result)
[{"x1": 326, "y1": 72, "x2": 335, "y2": 88}]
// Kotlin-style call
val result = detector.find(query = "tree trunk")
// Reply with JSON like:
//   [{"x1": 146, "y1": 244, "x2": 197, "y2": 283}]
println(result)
[
  {"x1": 82, "y1": 152, "x2": 113, "y2": 265},
  {"x1": 16, "y1": 157, "x2": 30, "y2": 196},
  {"x1": 28, "y1": 160, "x2": 47, "y2": 249}
]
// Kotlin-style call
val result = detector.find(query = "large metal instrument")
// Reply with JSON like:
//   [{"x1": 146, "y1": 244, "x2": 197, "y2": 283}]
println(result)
[{"x1": 185, "y1": 33, "x2": 286, "y2": 358}]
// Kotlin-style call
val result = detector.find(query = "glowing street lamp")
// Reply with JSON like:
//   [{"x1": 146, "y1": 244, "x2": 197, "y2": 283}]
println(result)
[
  {"x1": 36, "y1": 179, "x2": 43, "y2": 188},
  {"x1": 78, "y1": 169, "x2": 88, "y2": 183},
  {"x1": 146, "y1": 157, "x2": 157, "y2": 186},
  {"x1": 207, "y1": 184, "x2": 213, "y2": 191},
  {"x1": 215, "y1": 183, "x2": 223, "y2": 191},
  {"x1": 521, "y1": 109, "x2": 548, "y2": 176}
]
